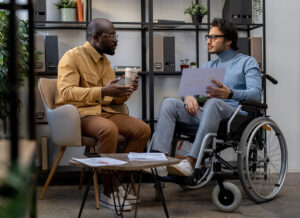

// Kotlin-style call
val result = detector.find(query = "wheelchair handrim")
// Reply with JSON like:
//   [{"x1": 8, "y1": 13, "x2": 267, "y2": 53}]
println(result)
[{"x1": 245, "y1": 120, "x2": 288, "y2": 200}]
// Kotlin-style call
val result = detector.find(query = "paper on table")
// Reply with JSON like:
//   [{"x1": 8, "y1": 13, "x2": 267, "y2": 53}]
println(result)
[
  {"x1": 72, "y1": 157, "x2": 127, "y2": 167},
  {"x1": 128, "y1": 152, "x2": 168, "y2": 161},
  {"x1": 178, "y1": 68, "x2": 226, "y2": 96}
]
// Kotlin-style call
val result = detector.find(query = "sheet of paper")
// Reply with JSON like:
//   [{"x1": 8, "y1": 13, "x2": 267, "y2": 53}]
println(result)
[
  {"x1": 72, "y1": 157, "x2": 127, "y2": 167},
  {"x1": 178, "y1": 68, "x2": 226, "y2": 96},
  {"x1": 128, "y1": 152, "x2": 168, "y2": 161}
]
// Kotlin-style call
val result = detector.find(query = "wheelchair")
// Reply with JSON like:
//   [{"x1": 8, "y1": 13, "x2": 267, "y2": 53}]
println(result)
[{"x1": 150, "y1": 99, "x2": 288, "y2": 212}]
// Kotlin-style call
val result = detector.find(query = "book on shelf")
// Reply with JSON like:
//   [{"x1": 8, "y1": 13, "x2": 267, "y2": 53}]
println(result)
[
  {"x1": 77, "y1": 0, "x2": 83, "y2": 22},
  {"x1": 153, "y1": 19, "x2": 185, "y2": 24}
]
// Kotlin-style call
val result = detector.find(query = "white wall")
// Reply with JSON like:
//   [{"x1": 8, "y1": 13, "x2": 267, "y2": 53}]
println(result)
[
  {"x1": 34, "y1": 0, "x2": 300, "y2": 171},
  {"x1": 265, "y1": 0, "x2": 300, "y2": 172}
]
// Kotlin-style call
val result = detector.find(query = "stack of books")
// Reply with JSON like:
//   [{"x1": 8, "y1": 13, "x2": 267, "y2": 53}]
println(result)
[{"x1": 113, "y1": 66, "x2": 141, "y2": 72}]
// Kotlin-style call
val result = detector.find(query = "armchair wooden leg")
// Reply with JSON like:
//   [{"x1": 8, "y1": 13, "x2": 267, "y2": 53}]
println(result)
[
  {"x1": 78, "y1": 167, "x2": 85, "y2": 191},
  {"x1": 93, "y1": 170, "x2": 100, "y2": 209},
  {"x1": 39, "y1": 146, "x2": 66, "y2": 200},
  {"x1": 130, "y1": 174, "x2": 138, "y2": 196}
]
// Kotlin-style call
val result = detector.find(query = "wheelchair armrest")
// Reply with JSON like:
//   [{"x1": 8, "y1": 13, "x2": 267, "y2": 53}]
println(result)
[
  {"x1": 239, "y1": 100, "x2": 268, "y2": 113},
  {"x1": 46, "y1": 104, "x2": 82, "y2": 147}
]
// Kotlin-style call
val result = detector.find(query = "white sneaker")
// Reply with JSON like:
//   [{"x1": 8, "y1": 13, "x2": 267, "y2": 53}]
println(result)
[
  {"x1": 118, "y1": 185, "x2": 140, "y2": 204},
  {"x1": 100, "y1": 192, "x2": 132, "y2": 211},
  {"x1": 167, "y1": 159, "x2": 194, "y2": 176},
  {"x1": 142, "y1": 166, "x2": 168, "y2": 177}
]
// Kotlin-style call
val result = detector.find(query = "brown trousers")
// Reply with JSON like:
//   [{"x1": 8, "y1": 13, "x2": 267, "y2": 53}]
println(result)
[{"x1": 81, "y1": 112, "x2": 151, "y2": 153}]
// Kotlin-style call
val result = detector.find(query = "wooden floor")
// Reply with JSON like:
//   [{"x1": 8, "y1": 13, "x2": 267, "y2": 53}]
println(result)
[{"x1": 37, "y1": 172, "x2": 300, "y2": 218}]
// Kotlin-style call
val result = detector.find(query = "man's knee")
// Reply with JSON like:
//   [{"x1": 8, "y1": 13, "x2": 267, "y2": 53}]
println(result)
[
  {"x1": 97, "y1": 122, "x2": 118, "y2": 139},
  {"x1": 203, "y1": 98, "x2": 225, "y2": 112},
  {"x1": 136, "y1": 122, "x2": 151, "y2": 142},
  {"x1": 161, "y1": 98, "x2": 182, "y2": 113},
  {"x1": 204, "y1": 98, "x2": 223, "y2": 108}
]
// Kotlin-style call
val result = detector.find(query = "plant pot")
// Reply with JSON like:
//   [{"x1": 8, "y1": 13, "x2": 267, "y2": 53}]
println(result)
[
  {"x1": 180, "y1": 64, "x2": 189, "y2": 71},
  {"x1": 192, "y1": 14, "x2": 204, "y2": 24},
  {"x1": 60, "y1": 8, "x2": 76, "y2": 22}
]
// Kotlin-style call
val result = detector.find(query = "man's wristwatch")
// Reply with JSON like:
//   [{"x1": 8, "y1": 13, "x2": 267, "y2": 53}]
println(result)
[{"x1": 228, "y1": 89, "x2": 233, "y2": 99}]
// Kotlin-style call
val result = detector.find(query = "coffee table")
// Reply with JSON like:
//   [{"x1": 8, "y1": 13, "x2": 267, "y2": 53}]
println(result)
[{"x1": 70, "y1": 153, "x2": 180, "y2": 218}]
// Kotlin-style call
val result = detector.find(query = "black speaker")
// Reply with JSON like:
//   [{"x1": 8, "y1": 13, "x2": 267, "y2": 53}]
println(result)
[
  {"x1": 222, "y1": 0, "x2": 242, "y2": 24},
  {"x1": 34, "y1": 0, "x2": 46, "y2": 23},
  {"x1": 44, "y1": 35, "x2": 58, "y2": 74},
  {"x1": 242, "y1": 0, "x2": 252, "y2": 24},
  {"x1": 163, "y1": 36, "x2": 175, "y2": 72},
  {"x1": 238, "y1": 38, "x2": 250, "y2": 55},
  {"x1": 222, "y1": 0, "x2": 252, "y2": 24},
  {"x1": 147, "y1": 36, "x2": 175, "y2": 72}
]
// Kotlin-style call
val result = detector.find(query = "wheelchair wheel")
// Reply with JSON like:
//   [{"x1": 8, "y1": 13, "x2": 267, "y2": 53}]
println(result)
[
  {"x1": 238, "y1": 117, "x2": 288, "y2": 203},
  {"x1": 212, "y1": 182, "x2": 242, "y2": 212},
  {"x1": 180, "y1": 155, "x2": 214, "y2": 190}
]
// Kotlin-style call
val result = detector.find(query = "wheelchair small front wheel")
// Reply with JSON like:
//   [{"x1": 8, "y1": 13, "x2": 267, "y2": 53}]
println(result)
[{"x1": 212, "y1": 182, "x2": 242, "y2": 212}]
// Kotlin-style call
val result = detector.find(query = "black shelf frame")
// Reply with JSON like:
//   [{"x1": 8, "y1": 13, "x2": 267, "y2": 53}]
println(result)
[
  {"x1": 34, "y1": 21, "x2": 263, "y2": 31},
  {"x1": 33, "y1": 0, "x2": 267, "y2": 133},
  {"x1": 1, "y1": 0, "x2": 36, "y2": 217}
]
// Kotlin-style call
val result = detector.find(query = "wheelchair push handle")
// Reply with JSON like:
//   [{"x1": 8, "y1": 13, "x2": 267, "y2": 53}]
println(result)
[{"x1": 262, "y1": 73, "x2": 278, "y2": 85}]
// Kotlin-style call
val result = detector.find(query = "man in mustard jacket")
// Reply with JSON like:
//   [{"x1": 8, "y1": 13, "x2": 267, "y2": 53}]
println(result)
[{"x1": 55, "y1": 18, "x2": 150, "y2": 211}]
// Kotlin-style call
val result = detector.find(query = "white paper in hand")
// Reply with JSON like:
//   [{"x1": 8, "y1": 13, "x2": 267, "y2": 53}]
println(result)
[{"x1": 178, "y1": 68, "x2": 226, "y2": 96}]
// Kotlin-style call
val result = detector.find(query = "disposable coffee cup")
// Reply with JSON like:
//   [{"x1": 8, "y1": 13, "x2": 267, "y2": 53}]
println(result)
[{"x1": 124, "y1": 67, "x2": 138, "y2": 86}]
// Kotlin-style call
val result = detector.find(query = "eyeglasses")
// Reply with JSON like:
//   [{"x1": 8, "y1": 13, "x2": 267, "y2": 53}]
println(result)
[
  {"x1": 101, "y1": 33, "x2": 118, "y2": 40},
  {"x1": 205, "y1": 34, "x2": 225, "y2": 42}
]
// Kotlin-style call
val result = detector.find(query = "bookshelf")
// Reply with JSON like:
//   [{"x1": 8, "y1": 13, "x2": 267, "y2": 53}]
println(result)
[{"x1": 33, "y1": 0, "x2": 266, "y2": 145}]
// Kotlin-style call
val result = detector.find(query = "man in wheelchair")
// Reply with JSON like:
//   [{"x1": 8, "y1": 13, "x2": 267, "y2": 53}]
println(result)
[
  {"x1": 147, "y1": 18, "x2": 288, "y2": 211},
  {"x1": 149, "y1": 18, "x2": 262, "y2": 177}
]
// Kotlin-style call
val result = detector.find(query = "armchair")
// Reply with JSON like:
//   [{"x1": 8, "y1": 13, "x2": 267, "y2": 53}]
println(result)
[{"x1": 37, "y1": 78, "x2": 127, "y2": 208}]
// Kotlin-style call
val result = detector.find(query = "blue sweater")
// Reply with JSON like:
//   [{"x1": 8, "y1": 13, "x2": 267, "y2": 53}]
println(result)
[{"x1": 203, "y1": 48, "x2": 262, "y2": 109}]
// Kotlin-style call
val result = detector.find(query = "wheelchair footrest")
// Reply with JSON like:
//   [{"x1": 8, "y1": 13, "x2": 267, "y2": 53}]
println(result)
[
  {"x1": 160, "y1": 175, "x2": 195, "y2": 186},
  {"x1": 160, "y1": 169, "x2": 205, "y2": 186}
]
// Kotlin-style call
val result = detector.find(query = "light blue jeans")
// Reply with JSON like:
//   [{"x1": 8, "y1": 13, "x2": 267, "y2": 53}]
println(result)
[{"x1": 150, "y1": 98, "x2": 235, "y2": 159}]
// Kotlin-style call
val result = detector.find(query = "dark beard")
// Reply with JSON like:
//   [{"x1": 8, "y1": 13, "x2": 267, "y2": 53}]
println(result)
[{"x1": 102, "y1": 44, "x2": 115, "y2": 55}]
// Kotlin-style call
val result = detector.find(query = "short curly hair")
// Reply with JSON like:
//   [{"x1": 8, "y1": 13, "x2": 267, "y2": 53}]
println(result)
[{"x1": 211, "y1": 18, "x2": 239, "y2": 51}]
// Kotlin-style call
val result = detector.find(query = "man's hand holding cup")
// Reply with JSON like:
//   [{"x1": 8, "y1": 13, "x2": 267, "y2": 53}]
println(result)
[{"x1": 125, "y1": 67, "x2": 139, "y2": 91}]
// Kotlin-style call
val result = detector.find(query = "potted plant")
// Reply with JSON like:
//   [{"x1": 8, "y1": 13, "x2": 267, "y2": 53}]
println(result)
[
  {"x1": 180, "y1": 59, "x2": 190, "y2": 71},
  {"x1": 55, "y1": 0, "x2": 77, "y2": 22},
  {"x1": 0, "y1": 11, "x2": 29, "y2": 138},
  {"x1": 190, "y1": 61, "x2": 197, "y2": 68},
  {"x1": 184, "y1": 2, "x2": 208, "y2": 24}
]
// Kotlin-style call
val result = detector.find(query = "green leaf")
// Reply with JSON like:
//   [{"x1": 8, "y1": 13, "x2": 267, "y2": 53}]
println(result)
[
  {"x1": 184, "y1": 2, "x2": 207, "y2": 16},
  {"x1": 0, "y1": 10, "x2": 29, "y2": 124}
]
